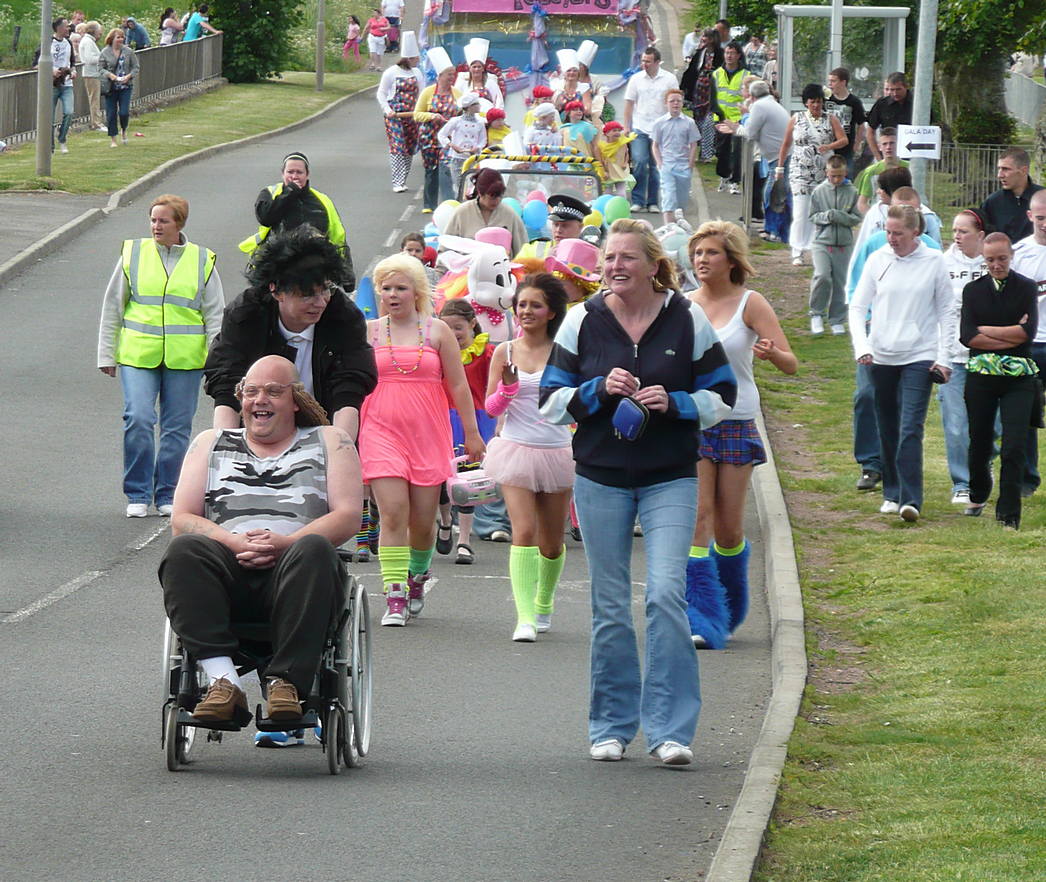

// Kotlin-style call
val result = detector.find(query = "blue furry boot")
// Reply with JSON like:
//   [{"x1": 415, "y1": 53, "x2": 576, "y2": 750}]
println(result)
[
  {"x1": 712, "y1": 540, "x2": 751, "y2": 633},
  {"x1": 685, "y1": 555, "x2": 730, "y2": 650}
]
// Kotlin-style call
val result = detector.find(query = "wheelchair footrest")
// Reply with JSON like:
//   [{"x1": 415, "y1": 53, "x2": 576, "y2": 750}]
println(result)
[
  {"x1": 254, "y1": 706, "x2": 320, "y2": 733},
  {"x1": 178, "y1": 707, "x2": 249, "y2": 732}
]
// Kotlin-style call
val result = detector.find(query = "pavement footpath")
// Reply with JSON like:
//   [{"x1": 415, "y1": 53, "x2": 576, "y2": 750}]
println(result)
[{"x1": 0, "y1": 42, "x2": 805, "y2": 882}]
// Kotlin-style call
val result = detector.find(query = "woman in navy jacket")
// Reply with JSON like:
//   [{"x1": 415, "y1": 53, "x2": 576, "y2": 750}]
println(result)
[{"x1": 540, "y1": 217, "x2": 735, "y2": 766}]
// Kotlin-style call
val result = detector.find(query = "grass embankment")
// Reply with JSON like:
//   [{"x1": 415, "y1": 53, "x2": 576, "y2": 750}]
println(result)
[
  {"x1": 0, "y1": 70, "x2": 377, "y2": 193},
  {"x1": 739, "y1": 240, "x2": 1046, "y2": 880}
]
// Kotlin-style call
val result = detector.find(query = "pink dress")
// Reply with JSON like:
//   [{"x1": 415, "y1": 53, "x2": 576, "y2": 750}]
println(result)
[{"x1": 360, "y1": 317, "x2": 454, "y2": 486}]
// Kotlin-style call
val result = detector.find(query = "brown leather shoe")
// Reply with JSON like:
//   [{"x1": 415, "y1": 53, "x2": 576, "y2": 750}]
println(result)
[
  {"x1": 192, "y1": 677, "x2": 249, "y2": 723},
  {"x1": 266, "y1": 677, "x2": 302, "y2": 721}
]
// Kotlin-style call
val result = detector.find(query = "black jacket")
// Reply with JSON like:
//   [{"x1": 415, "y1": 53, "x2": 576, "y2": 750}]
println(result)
[
  {"x1": 204, "y1": 288, "x2": 377, "y2": 419},
  {"x1": 980, "y1": 181, "x2": 1045, "y2": 243},
  {"x1": 959, "y1": 270, "x2": 1038, "y2": 358}
]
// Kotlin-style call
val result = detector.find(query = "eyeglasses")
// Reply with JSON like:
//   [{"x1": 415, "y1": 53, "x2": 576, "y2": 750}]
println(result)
[
  {"x1": 294, "y1": 284, "x2": 336, "y2": 302},
  {"x1": 237, "y1": 382, "x2": 294, "y2": 399}
]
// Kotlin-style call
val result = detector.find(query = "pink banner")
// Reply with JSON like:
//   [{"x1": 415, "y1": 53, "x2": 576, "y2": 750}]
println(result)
[{"x1": 453, "y1": 0, "x2": 618, "y2": 15}]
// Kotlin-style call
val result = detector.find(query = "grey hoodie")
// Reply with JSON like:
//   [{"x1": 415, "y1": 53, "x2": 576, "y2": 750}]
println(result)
[{"x1": 809, "y1": 177, "x2": 861, "y2": 247}]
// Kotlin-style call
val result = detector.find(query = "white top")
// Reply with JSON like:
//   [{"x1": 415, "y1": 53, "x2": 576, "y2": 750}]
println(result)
[
  {"x1": 278, "y1": 318, "x2": 315, "y2": 395},
  {"x1": 681, "y1": 32, "x2": 701, "y2": 61},
  {"x1": 453, "y1": 72, "x2": 504, "y2": 109},
  {"x1": 1011, "y1": 235, "x2": 1046, "y2": 343},
  {"x1": 377, "y1": 65, "x2": 425, "y2": 114},
  {"x1": 502, "y1": 367, "x2": 571, "y2": 448},
  {"x1": 51, "y1": 37, "x2": 73, "y2": 86},
  {"x1": 941, "y1": 243, "x2": 987, "y2": 363},
  {"x1": 381, "y1": 0, "x2": 404, "y2": 16},
  {"x1": 849, "y1": 241, "x2": 955, "y2": 366},
  {"x1": 438, "y1": 114, "x2": 487, "y2": 158},
  {"x1": 711, "y1": 291, "x2": 759, "y2": 420},
  {"x1": 623, "y1": 67, "x2": 679, "y2": 135},
  {"x1": 79, "y1": 33, "x2": 101, "y2": 76}
]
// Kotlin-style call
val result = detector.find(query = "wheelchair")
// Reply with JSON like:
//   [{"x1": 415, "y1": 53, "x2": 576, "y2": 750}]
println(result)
[{"x1": 161, "y1": 555, "x2": 372, "y2": 775}]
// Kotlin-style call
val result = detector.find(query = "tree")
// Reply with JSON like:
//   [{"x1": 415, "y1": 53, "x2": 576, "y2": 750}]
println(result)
[{"x1": 211, "y1": 0, "x2": 303, "y2": 83}]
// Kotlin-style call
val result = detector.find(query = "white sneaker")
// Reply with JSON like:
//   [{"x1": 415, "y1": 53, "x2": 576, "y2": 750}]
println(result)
[
  {"x1": 392, "y1": 184, "x2": 407, "y2": 193},
  {"x1": 651, "y1": 741, "x2": 693, "y2": 765},
  {"x1": 717, "y1": 177, "x2": 728, "y2": 192},
  {"x1": 880, "y1": 500, "x2": 899, "y2": 514},
  {"x1": 791, "y1": 256, "x2": 803, "y2": 266},
  {"x1": 590, "y1": 738, "x2": 624, "y2": 761},
  {"x1": 951, "y1": 490, "x2": 971, "y2": 505},
  {"x1": 810, "y1": 316, "x2": 824, "y2": 335},
  {"x1": 381, "y1": 586, "x2": 409, "y2": 626},
  {"x1": 831, "y1": 324, "x2": 846, "y2": 335},
  {"x1": 126, "y1": 503, "x2": 148, "y2": 518},
  {"x1": 489, "y1": 529, "x2": 511, "y2": 542},
  {"x1": 512, "y1": 623, "x2": 536, "y2": 642},
  {"x1": 729, "y1": 183, "x2": 740, "y2": 195},
  {"x1": 899, "y1": 504, "x2": 919, "y2": 523},
  {"x1": 156, "y1": 504, "x2": 173, "y2": 517},
  {"x1": 59, "y1": 142, "x2": 68, "y2": 154},
  {"x1": 535, "y1": 613, "x2": 552, "y2": 633}
]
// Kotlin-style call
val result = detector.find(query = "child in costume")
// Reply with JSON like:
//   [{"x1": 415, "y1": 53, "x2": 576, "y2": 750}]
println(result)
[
  {"x1": 437, "y1": 93, "x2": 487, "y2": 196},
  {"x1": 484, "y1": 108, "x2": 512, "y2": 149},
  {"x1": 597, "y1": 121, "x2": 636, "y2": 198},
  {"x1": 560, "y1": 100, "x2": 600, "y2": 158}
]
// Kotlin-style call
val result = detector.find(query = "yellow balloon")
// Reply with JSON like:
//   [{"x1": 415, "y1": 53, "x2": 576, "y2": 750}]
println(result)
[{"x1": 583, "y1": 209, "x2": 604, "y2": 228}]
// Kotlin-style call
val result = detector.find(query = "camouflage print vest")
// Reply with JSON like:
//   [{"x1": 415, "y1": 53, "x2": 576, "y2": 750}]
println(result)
[{"x1": 204, "y1": 428, "x2": 328, "y2": 534}]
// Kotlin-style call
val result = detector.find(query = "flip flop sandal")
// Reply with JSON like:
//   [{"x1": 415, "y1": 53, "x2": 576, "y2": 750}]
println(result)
[{"x1": 455, "y1": 543, "x2": 474, "y2": 565}]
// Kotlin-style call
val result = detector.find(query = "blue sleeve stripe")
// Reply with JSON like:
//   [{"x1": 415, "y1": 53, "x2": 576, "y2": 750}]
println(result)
[
  {"x1": 574, "y1": 376, "x2": 604, "y2": 417},
  {"x1": 670, "y1": 390, "x2": 698, "y2": 420},
  {"x1": 695, "y1": 362, "x2": 736, "y2": 395},
  {"x1": 542, "y1": 362, "x2": 580, "y2": 392}
]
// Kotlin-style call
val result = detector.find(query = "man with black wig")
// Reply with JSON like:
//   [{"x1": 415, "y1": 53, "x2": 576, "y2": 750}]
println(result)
[
  {"x1": 205, "y1": 228, "x2": 377, "y2": 440},
  {"x1": 239, "y1": 151, "x2": 352, "y2": 265}
]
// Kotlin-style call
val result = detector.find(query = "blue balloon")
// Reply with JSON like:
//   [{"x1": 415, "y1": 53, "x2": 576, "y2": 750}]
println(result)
[
  {"x1": 424, "y1": 222, "x2": 438, "y2": 236},
  {"x1": 354, "y1": 276, "x2": 377, "y2": 319},
  {"x1": 503, "y1": 197, "x2": 523, "y2": 217},
  {"x1": 593, "y1": 193, "x2": 614, "y2": 213},
  {"x1": 522, "y1": 199, "x2": 549, "y2": 229}
]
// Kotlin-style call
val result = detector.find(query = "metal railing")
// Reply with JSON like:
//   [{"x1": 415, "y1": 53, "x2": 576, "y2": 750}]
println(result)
[
  {"x1": 925, "y1": 141, "x2": 1038, "y2": 213},
  {"x1": 1004, "y1": 71, "x2": 1046, "y2": 130},
  {"x1": 0, "y1": 34, "x2": 223, "y2": 143}
]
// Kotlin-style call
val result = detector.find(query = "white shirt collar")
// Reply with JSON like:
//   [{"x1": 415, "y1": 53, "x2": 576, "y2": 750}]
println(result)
[{"x1": 278, "y1": 320, "x2": 316, "y2": 343}]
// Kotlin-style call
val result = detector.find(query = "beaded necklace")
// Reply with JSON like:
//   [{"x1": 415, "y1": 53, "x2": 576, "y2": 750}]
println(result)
[{"x1": 385, "y1": 315, "x2": 425, "y2": 374}]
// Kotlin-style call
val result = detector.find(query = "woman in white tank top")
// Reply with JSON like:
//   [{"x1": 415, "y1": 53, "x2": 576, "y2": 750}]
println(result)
[
  {"x1": 483, "y1": 274, "x2": 574, "y2": 643},
  {"x1": 684, "y1": 221, "x2": 797, "y2": 649}
]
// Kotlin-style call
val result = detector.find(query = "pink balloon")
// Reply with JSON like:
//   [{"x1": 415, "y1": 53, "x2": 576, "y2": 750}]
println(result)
[{"x1": 526, "y1": 190, "x2": 548, "y2": 203}]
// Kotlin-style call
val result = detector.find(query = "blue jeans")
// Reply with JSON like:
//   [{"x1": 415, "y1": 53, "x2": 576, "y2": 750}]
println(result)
[
  {"x1": 423, "y1": 163, "x2": 455, "y2": 211},
  {"x1": 629, "y1": 132, "x2": 659, "y2": 208},
  {"x1": 120, "y1": 365, "x2": 203, "y2": 506},
  {"x1": 658, "y1": 164, "x2": 692, "y2": 213},
  {"x1": 936, "y1": 362, "x2": 971, "y2": 492},
  {"x1": 105, "y1": 87, "x2": 132, "y2": 136},
  {"x1": 870, "y1": 361, "x2": 933, "y2": 510},
  {"x1": 573, "y1": 473, "x2": 701, "y2": 750},
  {"x1": 853, "y1": 361, "x2": 882, "y2": 473},
  {"x1": 52, "y1": 83, "x2": 73, "y2": 146}
]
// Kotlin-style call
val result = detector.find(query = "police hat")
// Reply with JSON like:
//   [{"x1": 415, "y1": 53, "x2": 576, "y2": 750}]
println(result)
[{"x1": 547, "y1": 194, "x2": 590, "y2": 223}]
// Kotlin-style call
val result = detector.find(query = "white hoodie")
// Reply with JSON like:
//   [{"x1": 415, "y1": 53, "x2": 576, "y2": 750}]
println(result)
[
  {"x1": 941, "y1": 243, "x2": 987, "y2": 363},
  {"x1": 849, "y1": 241, "x2": 955, "y2": 366}
]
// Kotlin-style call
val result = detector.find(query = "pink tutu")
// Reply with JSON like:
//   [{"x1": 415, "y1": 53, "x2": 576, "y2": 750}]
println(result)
[{"x1": 483, "y1": 436, "x2": 575, "y2": 493}]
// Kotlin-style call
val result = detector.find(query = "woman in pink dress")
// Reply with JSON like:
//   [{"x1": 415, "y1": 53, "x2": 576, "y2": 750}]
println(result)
[{"x1": 360, "y1": 253, "x2": 485, "y2": 627}]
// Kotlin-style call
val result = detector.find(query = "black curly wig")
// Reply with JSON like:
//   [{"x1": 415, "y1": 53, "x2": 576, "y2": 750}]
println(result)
[{"x1": 245, "y1": 226, "x2": 353, "y2": 294}]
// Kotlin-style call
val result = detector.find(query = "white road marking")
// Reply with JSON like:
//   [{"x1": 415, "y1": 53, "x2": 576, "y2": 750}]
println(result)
[
  {"x1": 129, "y1": 523, "x2": 169, "y2": 551},
  {"x1": 384, "y1": 229, "x2": 400, "y2": 248},
  {"x1": 3, "y1": 571, "x2": 104, "y2": 624},
  {"x1": 399, "y1": 205, "x2": 414, "y2": 223}
]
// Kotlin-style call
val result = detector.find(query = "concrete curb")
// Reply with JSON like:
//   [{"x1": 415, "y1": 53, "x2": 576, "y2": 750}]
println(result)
[
  {"x1": 0, "y1": 81, "x2": 376, "y2": 290},
  {"x1": 705, "y1": 412, "x2": 807, "y2": 882}
]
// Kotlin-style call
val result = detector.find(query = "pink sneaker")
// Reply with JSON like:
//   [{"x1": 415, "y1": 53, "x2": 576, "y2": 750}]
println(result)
[
  {"x1": 382, "y1": 585, "x2": 409, "y2": 626},
  {"x1": 407, "y1": 571, "x2": 432, "y2": 616}
]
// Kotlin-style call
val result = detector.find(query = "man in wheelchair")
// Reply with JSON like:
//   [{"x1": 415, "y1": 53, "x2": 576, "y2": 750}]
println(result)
[{"x1": 159, "y1": 354, "x2": 362, "y2": 727}]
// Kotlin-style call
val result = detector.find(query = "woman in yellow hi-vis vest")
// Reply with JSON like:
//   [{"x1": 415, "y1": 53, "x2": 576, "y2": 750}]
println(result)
[{"x1": 97, "y1": 194, "x2": 225, "y2": 518}]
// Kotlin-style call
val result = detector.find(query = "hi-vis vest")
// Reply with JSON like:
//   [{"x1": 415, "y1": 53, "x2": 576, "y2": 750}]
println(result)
[
  {"x1": 712, "y1": 67, "x2": 746, "y2": 122},
  {"x1": 117, "y1": 238, "x2": 216, "y2": 370},
  {"x1": 237, "y1": 184, "x2": 347, "y2": 254}
]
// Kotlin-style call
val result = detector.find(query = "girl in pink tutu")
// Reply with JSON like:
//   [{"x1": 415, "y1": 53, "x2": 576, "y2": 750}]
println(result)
[
  {"x1": 484, "y1": 273, "x2": 573, "y2": 642},
  {"x1": 360, "y1": 254, "x2": 485, "y2": 627}
]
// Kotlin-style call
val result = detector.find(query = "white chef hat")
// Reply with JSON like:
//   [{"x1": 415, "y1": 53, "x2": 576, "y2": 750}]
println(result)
[
  {"x1": 464, "y1": 38, "x2": 489, "y2": 66},
  {"x1": 556, "y1": 48, "x2": 580, "y2": 73},
  {"x1": 399, "y1": 30, "x2": 419, "y2": 59},
  {"x1": 426, "y1": 46, "x2": 454, "y2": 75},
  {"x1": 577, "y1": 40, "x2": 598, "y2": 68}
]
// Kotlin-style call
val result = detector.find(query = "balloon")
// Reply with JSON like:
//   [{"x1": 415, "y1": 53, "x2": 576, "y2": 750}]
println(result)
[
  {"x1": 502, "y1": 197, "x2": 523, "y2": 217},
  {"x1": 603, "y1": 195, "x2": 630, "y2": 223},
  {"x1": 423, "y1": 222, "x2": 439, "y2": 238},
  {"x1": 583, "y1": 209, "x2": 604, "y2": 228},
  {"x1": 593, "y1": 193, "x2": 614, "y2": 213},
  {"x1": 525, "y1": 189, "x2": 548, "y2": 203},
  {"x1": 432, "y1": 199, "x2": 460, "y2": 233},
  {"x1": 522, "y1": 199, "x2": 549, "y2": 229}
]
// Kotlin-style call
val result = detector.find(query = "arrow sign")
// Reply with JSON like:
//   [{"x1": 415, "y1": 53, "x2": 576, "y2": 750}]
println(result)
[{"x1": 897, "y1": 125, "x2": 941, "y2": 159}]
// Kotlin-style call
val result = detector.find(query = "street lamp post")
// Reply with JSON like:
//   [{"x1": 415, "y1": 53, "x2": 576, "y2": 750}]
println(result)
[
  {"x1": 35, "y1": 0, "x2": 54, "y2": 176},
  {"x1": 316, "y1": 0, "x2": 326, "y2": 91}
]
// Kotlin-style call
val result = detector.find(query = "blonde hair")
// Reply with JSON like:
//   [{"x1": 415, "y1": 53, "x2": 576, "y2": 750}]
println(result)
[
  {"x1": 150, "y1": 193, "x2": 189, "y2": 228},
  {"x1": 85, "y1": 20, "x2": 101, "y2": 36},
  {"x1": 886, "y1": 203, "x2": 922, "y2": 232},
  {"x1": 373, "y1": 253, "x2": 433, "y2": 316},
  {"x1": 687, "y1": 221, "x2": 755, "y2": 285},
  {"x1": 606, "y1": 218, "x2": 679, "y2": 293}
]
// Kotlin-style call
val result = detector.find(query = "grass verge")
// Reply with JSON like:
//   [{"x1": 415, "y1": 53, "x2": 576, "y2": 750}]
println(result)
[
  {"x1": 0, "y1": 70, "x2": 377, "y2": 194},
  {"x1": 746, "y1": 245, "x2": 1046, "y2": 881}
]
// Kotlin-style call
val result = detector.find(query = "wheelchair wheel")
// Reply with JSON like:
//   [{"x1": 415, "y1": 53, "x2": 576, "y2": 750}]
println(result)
[
  {"x1": 349, "y1": 580, "x2": 373, "y2": 759},
  {"x1": 323, "y1": 704, "x2": 343, "y2": 776},
  {"x1": 164, "y1": 701, "x2": 196, "y2": 771}
]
